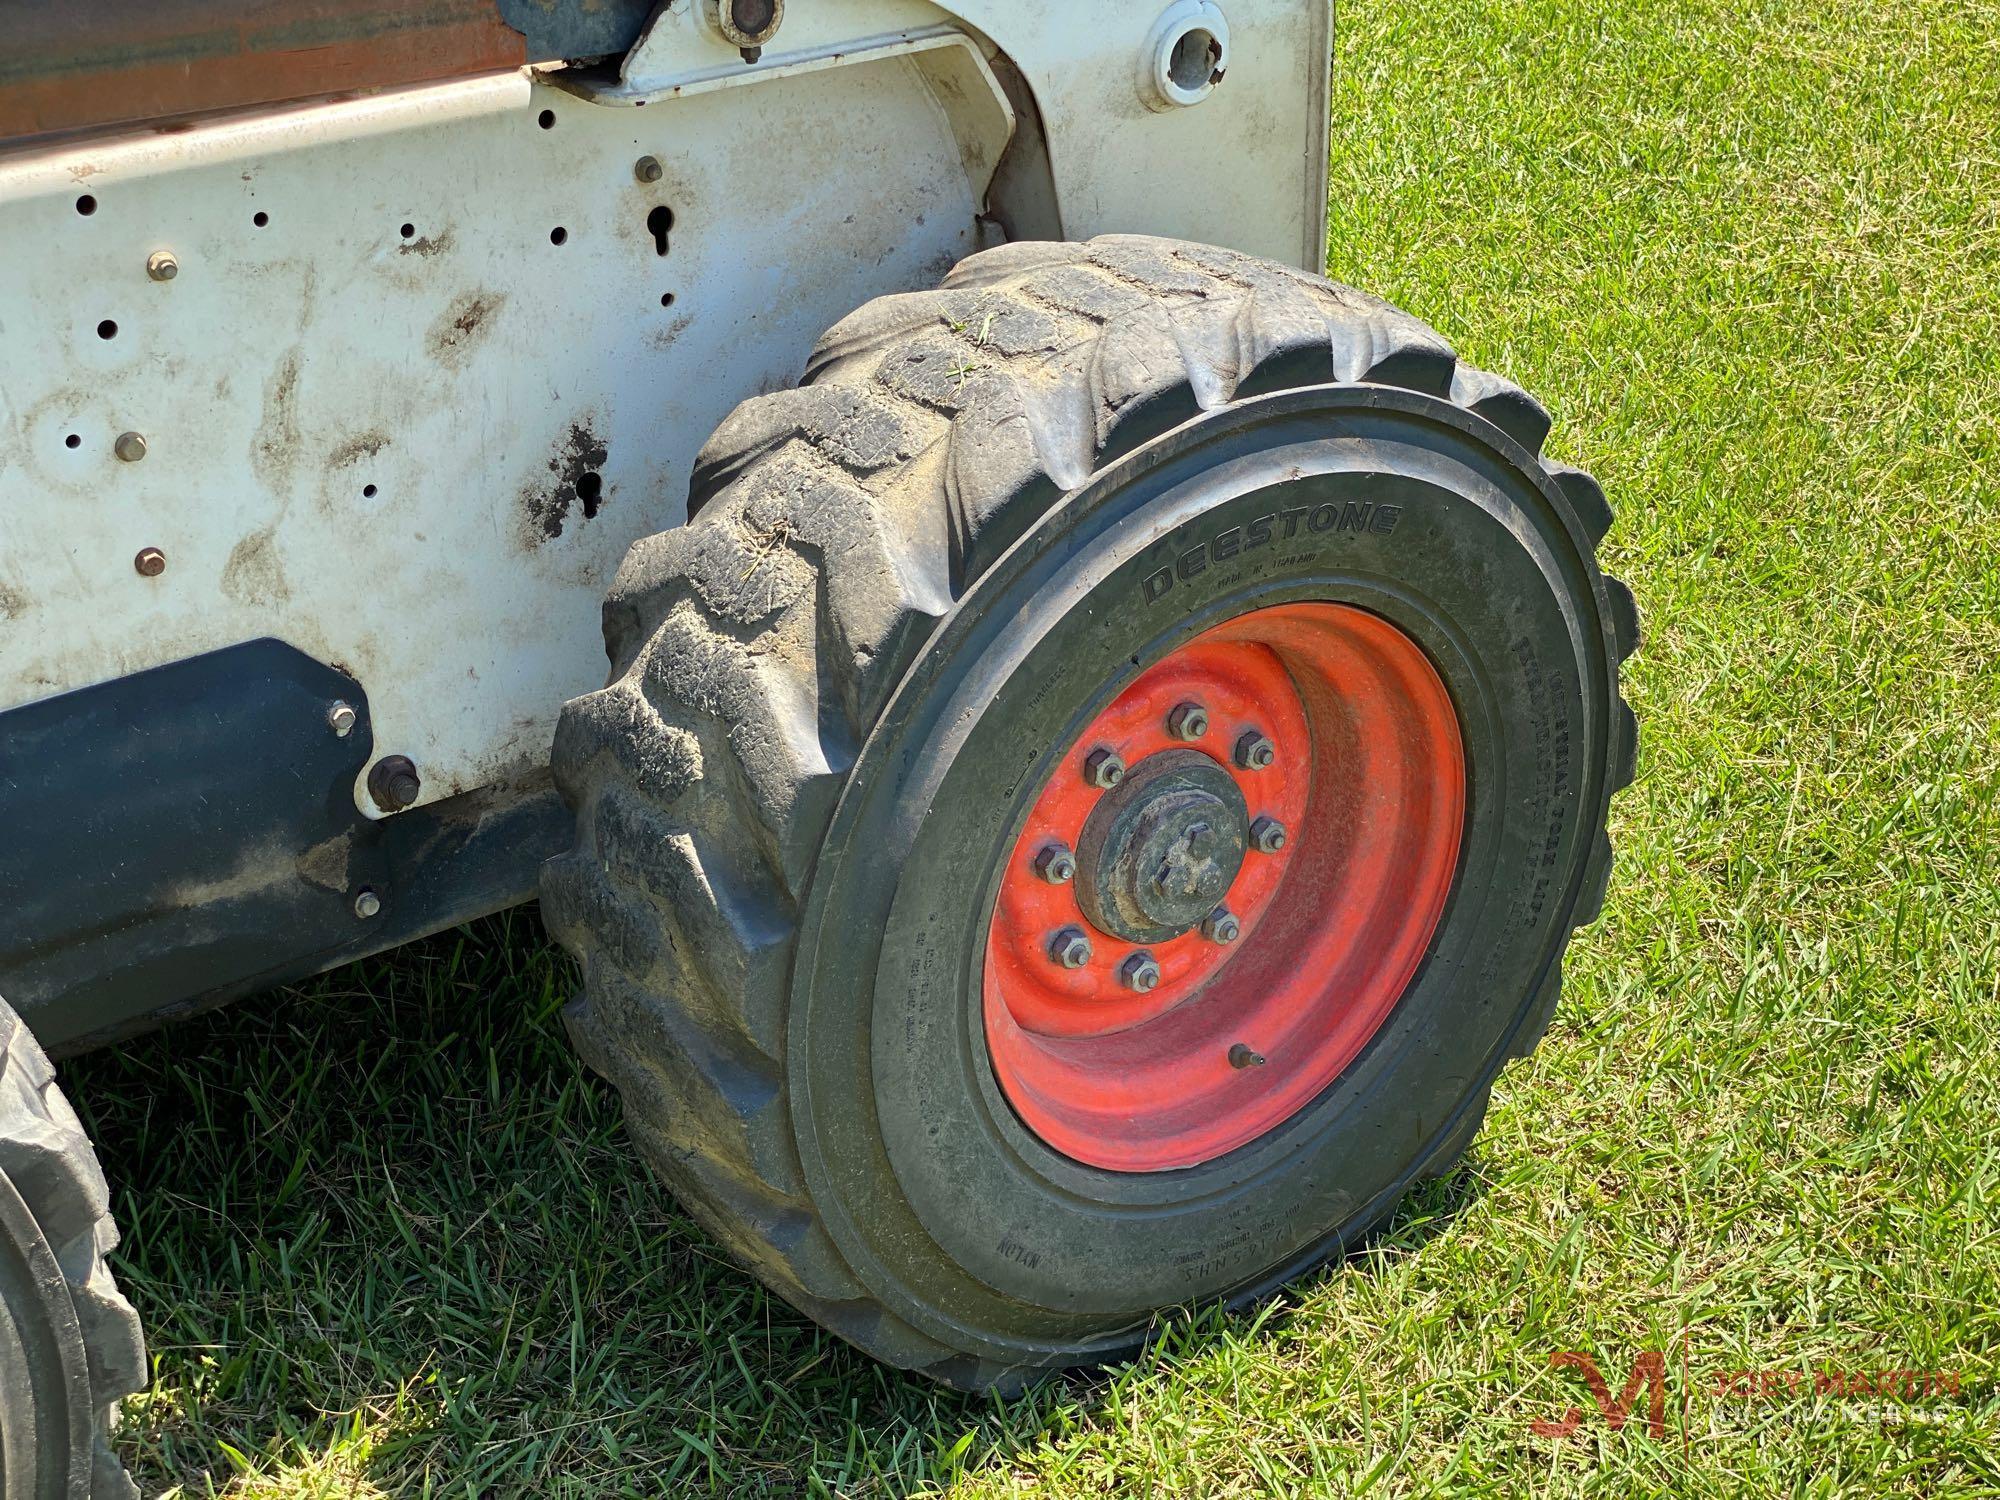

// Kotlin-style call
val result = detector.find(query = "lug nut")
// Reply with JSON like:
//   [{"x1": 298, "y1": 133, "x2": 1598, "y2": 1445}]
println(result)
[
  {"x1": 1034, "y1": 842, "x2": 1077, "y2": 884},
  {"x1": 1167, "y1": 701, "x2": 1209, "y2": 741},
  {"x1": 1120, "y1": 952, "x2": 1163, "y2": 992},
  {"x1": 353, "y1": 889, "x2": 382, "y2": 919},
  {"x1": 1083, "y1": 747, "x2": 1126, "y2": 789},
  {"x1": 1234, "y1": 730, "x2": 1276, "y2": 770},
  {"x1": 146, "y1": 249, "x2": 179, "y2": 282},
  {"x1": 634, "y1": 155, "x2": 664, "y2": 184},
  {"x1": 132, "y1": 546, "x2": 166, "y2": 577},
  {"x1": 1202, "y1": 907, "x2": 1241, "y2": 944},
  {"x1": 368, "y1": 754, "x2": 422, "y2": 812},
  {"x1": 328, "y1": 701, "x2": 357, "y2": 738},
  {"x1": 1049, "y1": 927, "x2": 1092, "y2": 969},
  {"x1": 114, "y1": 431, "x2": 147, "y2": 463},
  {"x1": 1249, "y1": 815, "x2": 1287, "y2": 854},
  {"x1": 1228, "y1": 1042, "x2": 1266, "y2": 1069}
]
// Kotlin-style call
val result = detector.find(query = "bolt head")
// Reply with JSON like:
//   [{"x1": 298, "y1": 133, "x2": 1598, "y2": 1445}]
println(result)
[
  {"x1": 328, "y1": 701, "x2": 357, "y2": 738},
  {"x1": 1201, "y1": 907, "x2": 1241, "y2": 944},
  {"x1": 1034, "y1": 842, "x2": 1077, "y2": 885},
  {"x1": 132, "y1": 546, "x2": 166, "y2": 577},
  {"x1": 1120, "y1": 952, "x2": 1163, "y2": 992},
  {"x1": 1049, "y1": 927, "x2": 1093, "y2": 969},
  {"x1": 1167, "y1": 701, "x2": 1210, "y2": 741},
  {"x1": 369, "y1": 755, "x2": 422, "y2": 812},
  {"x1": 114, "y1": 431, "x2": 147, "y2": 463},
  {"x1": 1249, "y1": 815, "x2": 1288, "y2": 854},
  {"x1": 1083, "y1": 747, "x2": 1127, "y2": 789},
  {"x1": 634, "y1": 156, "x2": 664, "y2": 184},
  {"x1": 353, "y1": 889, "x2": 382, "y2": 919},
  {"x1": 146, "y1": 249, "x2": 178, "y2": 282},
  {"x1": 1234, "y1": 730, "x2": 1276, "y2": 770}
]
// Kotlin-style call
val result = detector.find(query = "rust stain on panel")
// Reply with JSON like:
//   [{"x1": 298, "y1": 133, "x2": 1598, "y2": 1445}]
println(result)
[
  {"x1": 427, "y1": 291, "x2": 506, "y2": 369},
  {"x1": 222, "y1": 526, "x2": 290, "y2": 606},
  {"x1": 250, "y1": 350, "x2": 304, "y2": 494},
  {"x1": 521, "y1": 420, "x2": 608, "y2": 542},
  {"x1": 328, "y1": 431, "x2": 390, "y2": 469}
]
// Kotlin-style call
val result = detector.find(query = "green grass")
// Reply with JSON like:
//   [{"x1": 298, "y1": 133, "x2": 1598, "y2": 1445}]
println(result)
[{"x1": 64, "y1": 0, "x2": 2000, "y2": 1491}]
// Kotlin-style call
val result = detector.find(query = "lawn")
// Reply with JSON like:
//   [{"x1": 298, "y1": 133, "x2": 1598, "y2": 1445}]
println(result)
[{"x1": 66, "y1": 0, "x2": 2000, "y2": 1492}]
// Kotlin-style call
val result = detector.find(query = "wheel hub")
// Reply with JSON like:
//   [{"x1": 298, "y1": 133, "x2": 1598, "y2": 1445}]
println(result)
[
  {"x1": 1076, "y1": 750, "x2": 1247, "y2": 944},
  {"x1": 982, "y1": 601, "x2": 1467, "y2": 1173}
]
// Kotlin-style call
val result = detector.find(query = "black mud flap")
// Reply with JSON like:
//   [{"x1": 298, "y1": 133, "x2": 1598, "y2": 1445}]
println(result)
[{"x1": 0, "y1": 639, "x2": 567, "y2": 1051}]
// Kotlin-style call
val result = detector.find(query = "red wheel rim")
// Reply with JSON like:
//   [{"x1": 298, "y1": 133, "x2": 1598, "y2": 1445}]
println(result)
[{"x1": 982, "y1": 602, "x2": 1466, "y2": 1172}]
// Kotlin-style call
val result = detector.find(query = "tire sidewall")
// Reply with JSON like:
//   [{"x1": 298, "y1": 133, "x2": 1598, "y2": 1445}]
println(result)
[{"x1": 791, "y1": 386, "x2": 1614, "y2": 1362}]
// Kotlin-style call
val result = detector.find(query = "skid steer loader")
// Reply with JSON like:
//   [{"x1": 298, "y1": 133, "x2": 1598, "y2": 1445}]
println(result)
[{"x1": 0, "y1": 2, "x2": 1634, "y2": 1491}]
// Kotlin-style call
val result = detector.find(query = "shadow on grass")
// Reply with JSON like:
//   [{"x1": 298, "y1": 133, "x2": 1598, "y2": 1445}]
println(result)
[{"x1": 61, "y1": 909, "x2": 1486, "y2": 1497}]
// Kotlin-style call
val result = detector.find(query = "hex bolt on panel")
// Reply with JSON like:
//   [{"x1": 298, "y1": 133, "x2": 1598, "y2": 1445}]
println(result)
[
  {"x1": 114, "y1": 431, "x2": 146, "y2": 462},
  {"x1": 1034, "y1": 843, "x2": 1078, "y2": 884},
  {"x1": 352, "y1": 889, "x2": 382, "y2": 919},
  {"x1": 1084, "y1": 747, "x2": 1127, "y2": 789},
  {"x1": 1249, "y1": 815, "x2": 1287, "y2": 854},
  {"x1": 633, "y1": 156, "x2": 664, "y2": 183},
  {"x1": 132, "y1": 547, "x2": 166, "y2": 577},
  {"x1": 1234, "y1": 730, "x2": 1276, "y2": 770},
  {"x1": 146, "y1": 249, "x2": 178, "y2": 281},
  {"x1": 368, "y1": 754, "x2": 422, "y2": 812},
  {"x1": 1120, "y1": 952, "x2": 1163, "y2": 992},
  {"x1": 1049, "y1": 927, "x2": 1093, "y2": 969},
  {"x1": 1167, "y1": 701, "x2": 1210, "y2": 740},
  {"x1": 1202, "y1": 907, "x2": 1241, "y2": 944},
  {"x1": 327, "y1": 701, "x2": 357, "y2": 738}
]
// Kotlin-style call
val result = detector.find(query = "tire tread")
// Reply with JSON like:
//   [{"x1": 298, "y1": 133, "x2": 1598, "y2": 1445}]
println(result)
[{"x1": 544, "y1": 236, "x2": 1636, "y2": 1381}]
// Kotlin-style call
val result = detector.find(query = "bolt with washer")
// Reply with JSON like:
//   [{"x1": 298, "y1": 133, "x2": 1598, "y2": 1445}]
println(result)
[
  {"x1": 1034, "y1": 842, "x2": 1077, "y2": 885},
  {"x1": 634, "y1": 156, "x2": 664, "y2": 184},
  {"x1": 1083, "y1": 747, "x2": 1127, "y2": 789},
  {"x1": 353, "y1": 889, "x2": 382, "y2": 919},
  {"x1": 132, "y1": 547, "x2": 166, "y2": 577},
  {"x1": 146, "y1": 250, "x2": 178, "y2": 282},
  {"x1": 1120, "y1": 952, "x2": 1163, "y2": 992},
  {"x1": 1234, "y1": 730, "x2": 1276, "y2": 770},
  {"x1": 114, "y1": 431, "x2": 147, "y2": 463},
  {"x1": 1049, "y1": 926, "x2": 1093, "y2": 969},
  {"x1": 1201, "y1": 906, "x2": 1241, "y2": 944},
  {"x1": 368, "y1": 755, "x2": 423, "y2": 812},
  {"x1": 1249, "y1": 815, "x2": 1288, "y2": 854},
  {"x1": 1167, "y1": 701, "x2": 1210, "y2": 741},
  {"x1": 327, "y1": 701, "x2": 357, "y2": 738}
]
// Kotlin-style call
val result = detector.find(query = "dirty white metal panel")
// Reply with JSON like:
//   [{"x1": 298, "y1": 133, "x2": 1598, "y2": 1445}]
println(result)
[
  {"x1": 615, "y1": 0, "x2": 1331, "y2": 270},
  {"x1": 948, "y1": 0, "x2": 1330, "y2": 269},
  {"x1": 0, "y1": 0, "x2": 1331, "y2": 823},
  {"x1": 0, "y1": 62, "x2": 995, "y2": 816}
]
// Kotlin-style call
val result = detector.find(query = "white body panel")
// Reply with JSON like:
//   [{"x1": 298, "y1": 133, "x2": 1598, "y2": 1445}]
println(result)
[{"x1": 0, "y1": 0, "x2": 1329, "y2": 816}]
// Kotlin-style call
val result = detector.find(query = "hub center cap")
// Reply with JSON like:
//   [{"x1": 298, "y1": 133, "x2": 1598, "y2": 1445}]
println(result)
[{"x1": 1076, "y1": 749, "x2": 1248, "y2": 943}]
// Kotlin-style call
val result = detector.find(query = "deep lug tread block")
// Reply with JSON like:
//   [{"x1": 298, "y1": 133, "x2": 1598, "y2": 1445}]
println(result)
[
  {"x1": 1545, "y1": 461, "x2": 1614, "y2": 546},
  {"x1": 1451, "y1": 365, "x2": 1553, "y2": 454},
  {"x1": 542, "y1": 236, "x2": 1636, "y2": 1389},
  {"x1": 1605, "y1": 575, "x2": 1643, "y2": 662}
]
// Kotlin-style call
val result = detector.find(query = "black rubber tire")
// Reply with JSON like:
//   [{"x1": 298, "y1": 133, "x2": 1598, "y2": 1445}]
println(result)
[
  {"x1": 0, "y1": 998, "x2": 145, "y2": 1499},
  {"x1": 542, "y1": 235, "x2": 1637, "y2": 1390}
]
